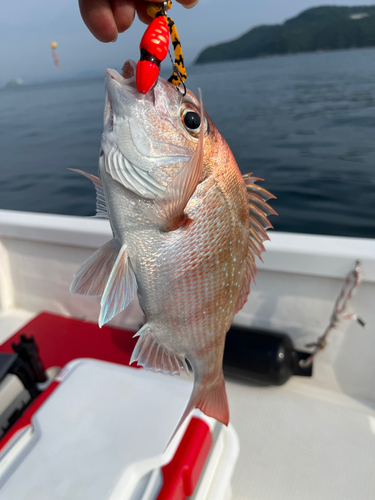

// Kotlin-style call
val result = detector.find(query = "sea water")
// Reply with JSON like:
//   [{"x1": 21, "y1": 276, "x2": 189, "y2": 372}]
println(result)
[{"x1": 0, "y1": 48, "x2": 374, "y2": 238}]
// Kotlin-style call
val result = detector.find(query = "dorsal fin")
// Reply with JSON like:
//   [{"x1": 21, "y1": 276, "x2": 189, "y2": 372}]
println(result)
[
  {"x1": 235, "y1": 174, "x2": 277, "y2": 313},
  {"x1": 69, "y1": 168, "x2": 108, "y2": 218},
  {"x1": 147, "y1": 89, "x2": 205, "y2": 231},
  {"x1": 243, "y1": 173, "x2": 275, "y2": 202},
  {"x1": 235, "y1": 239, "x2": 259, "y2": 313}
]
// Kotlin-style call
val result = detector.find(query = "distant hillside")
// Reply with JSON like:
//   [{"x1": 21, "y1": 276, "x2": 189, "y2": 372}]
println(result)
[{"x1": 196, "y1": 6, "x2": 375, "y2": 64}]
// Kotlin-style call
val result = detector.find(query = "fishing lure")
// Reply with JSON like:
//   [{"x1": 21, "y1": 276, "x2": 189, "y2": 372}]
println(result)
[
  {"x1": 50, "y1": 41, "x2": 61, "y2": 68},
  {"x1": 136, "y1": 1, "x2": 187, "y2": 94}
]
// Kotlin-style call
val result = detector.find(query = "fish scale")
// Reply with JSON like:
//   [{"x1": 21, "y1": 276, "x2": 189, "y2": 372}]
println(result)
[{"x1": 71, "y1": 60, "x2": 275, "y2": 432}]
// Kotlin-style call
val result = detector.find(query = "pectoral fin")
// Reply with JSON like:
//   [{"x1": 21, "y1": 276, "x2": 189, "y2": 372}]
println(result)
[
  {"x1": 99, "y1": 244, "x2": 137, "y2": 327},
  {"x1": 149, "y1": 90, "x2": 205, "y2": 231},
  {"x1": 71, "y1": 239, "x2": 120, "y2": 296}
]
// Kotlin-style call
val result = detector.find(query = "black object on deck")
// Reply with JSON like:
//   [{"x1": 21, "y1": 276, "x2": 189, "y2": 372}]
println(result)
[
  {"x1": 224, "y1": 326, "x2": 313, "y2": 385},
  {"x1": 12, "y1": 334, "x2": 47, "y2": 384},
  {"x1": 0, "y1": 353, "x2": 18, "y2": 384},
  {"x1": 0, "y1": 335, "x2": 48, "y2": 438}
]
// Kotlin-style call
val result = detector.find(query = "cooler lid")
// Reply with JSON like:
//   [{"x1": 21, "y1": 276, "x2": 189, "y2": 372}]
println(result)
[{"x1": 0, "y1": 358, "x2": 194, "y2": 500}]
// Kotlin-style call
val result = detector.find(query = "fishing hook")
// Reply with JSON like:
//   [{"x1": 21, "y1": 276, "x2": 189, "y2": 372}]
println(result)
[{"x1": 168, "y1": 50, "x2": 186, "y2": 95}]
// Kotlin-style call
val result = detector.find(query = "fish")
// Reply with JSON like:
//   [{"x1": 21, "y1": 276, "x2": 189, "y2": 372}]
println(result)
[{"x1": 71, "y1": 59, "x2": 276, "y2": 428}]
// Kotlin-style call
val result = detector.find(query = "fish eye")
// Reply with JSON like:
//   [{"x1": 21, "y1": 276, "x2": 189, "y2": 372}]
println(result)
[
  {"x1": 181, "y1": 106, "x2": 209, "y2": 136},
  {"x1": 184, "y1": 111, "x2": 201, "y2": 131}
]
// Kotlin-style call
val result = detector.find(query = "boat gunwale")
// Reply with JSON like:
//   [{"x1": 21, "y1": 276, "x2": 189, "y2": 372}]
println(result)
[{"x1": 0, "y1": 209, "x2": 374, "y2": 282}]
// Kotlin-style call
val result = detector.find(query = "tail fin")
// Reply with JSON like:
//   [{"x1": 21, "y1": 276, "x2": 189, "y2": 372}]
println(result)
[
  {"x1": 169, "y1": 371, "x2": 229, "y2": 445},
  {"x1": 196, "y1": 373, "x2": 229, "y2": 426}
]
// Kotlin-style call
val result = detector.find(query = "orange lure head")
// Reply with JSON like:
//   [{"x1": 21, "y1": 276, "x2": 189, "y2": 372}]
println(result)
[{"x1": 136, "y1": 16, "x2": 170, "y2": 95}]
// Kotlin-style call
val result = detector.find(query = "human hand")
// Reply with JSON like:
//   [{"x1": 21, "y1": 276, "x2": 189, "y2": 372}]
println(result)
[{"x1": 79, "y1": 0, "x2": 199, "y2": 43}]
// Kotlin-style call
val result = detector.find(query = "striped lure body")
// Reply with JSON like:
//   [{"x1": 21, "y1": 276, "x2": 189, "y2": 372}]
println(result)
[
  {"x1": 166, "y1": 17, "x2": 187, "y2": 86},
  {"x1": 71, "y1": 60, "x2": 275, "y2": 429},
  {"x1": 137, "y1": 16, "x2": 170, "y2": 94},
  {"x1": 136, "y1": 1, "x2": 187, "y2": 95}
]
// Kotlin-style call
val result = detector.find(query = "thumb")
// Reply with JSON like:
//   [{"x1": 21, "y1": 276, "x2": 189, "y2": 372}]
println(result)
[{"x1": 176, "y1": 0, "x2": 199, "y2": 8}]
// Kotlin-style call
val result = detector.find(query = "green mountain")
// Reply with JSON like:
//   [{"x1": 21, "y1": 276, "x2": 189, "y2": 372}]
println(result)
[{"x1": 195, "y1": 6, "x2": 375, "y2": 64}]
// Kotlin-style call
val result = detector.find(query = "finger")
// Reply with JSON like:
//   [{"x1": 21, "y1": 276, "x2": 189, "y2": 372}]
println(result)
[
  {"x1": 79, "y1": 0, "x2": 118, "y2": 42},
  {"x1": 136, "y1": 0, "x2": 199, "y2": 26},
  {"x1": 176, "y1": 0, "x2": 199, "y2": 8},
  {"x1": 111, "y1": 0, "x2": 136, "y2": 33},
  {"x1": 135, "y1": 1, "x2": 154, "y2": 25}
]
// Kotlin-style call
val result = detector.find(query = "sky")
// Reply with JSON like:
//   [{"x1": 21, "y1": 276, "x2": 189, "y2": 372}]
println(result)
[{"x1": 1, "y1": 0, "x2": 375, "y2": 85}]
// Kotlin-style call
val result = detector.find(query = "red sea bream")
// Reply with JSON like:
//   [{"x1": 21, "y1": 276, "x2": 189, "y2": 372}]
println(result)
[{"x1": 71, "y1": 59, "x2": 276, "y2": 427}]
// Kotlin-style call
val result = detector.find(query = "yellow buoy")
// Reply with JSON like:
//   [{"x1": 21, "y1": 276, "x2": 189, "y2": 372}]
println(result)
[{"x1": 50, "y1": 41, "x2": 61, "y2": 68}]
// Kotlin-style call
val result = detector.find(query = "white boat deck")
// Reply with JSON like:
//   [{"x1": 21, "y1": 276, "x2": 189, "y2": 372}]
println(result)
[
  {"x1": 0, "y1": 309, "x2": 35, "y2": 345},
  {"x1": 0, "y1": 209, "x2": 374, "y2": 499}
]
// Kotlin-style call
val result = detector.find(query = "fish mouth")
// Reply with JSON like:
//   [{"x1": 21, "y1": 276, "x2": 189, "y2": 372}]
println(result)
[
  {"x1": 101, "y1": 60, "x2": 190, "y2": 192},
  {"x1": 121, "y1": 59, "x2": 136, "y2": 80},
  {"x1": 105, "y1": 61, "x2": 136, "y2": 87},
  {"x1": 103, "y1": 60, "x2": 138, "y2": 134},
  {"x1": 103, "y1": 92, "x2": 113, "y2": 135}
]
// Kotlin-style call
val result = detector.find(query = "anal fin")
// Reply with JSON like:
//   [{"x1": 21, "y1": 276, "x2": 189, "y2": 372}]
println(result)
[
  {"x1": 130, "y1": 324, "x2": 187, "y2": 375},
  {"x1": 99, "y1": 244, "x2": 137, "y2": 327}
]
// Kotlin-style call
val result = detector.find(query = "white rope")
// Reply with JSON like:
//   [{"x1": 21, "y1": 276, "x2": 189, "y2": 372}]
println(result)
[{"x1": 300, "y1": 260, "x2": 365, "y2": 369}]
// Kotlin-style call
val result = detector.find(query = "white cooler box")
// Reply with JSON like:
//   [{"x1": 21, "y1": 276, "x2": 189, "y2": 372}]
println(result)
[{"x1": 0, "y1": 358, "x2": 239, "y2": 500}]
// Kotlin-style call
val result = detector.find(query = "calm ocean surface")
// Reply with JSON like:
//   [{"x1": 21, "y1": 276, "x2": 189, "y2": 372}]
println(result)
[{"x1": 0, "y1": 48, "x2": 374, "y2": 238}]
